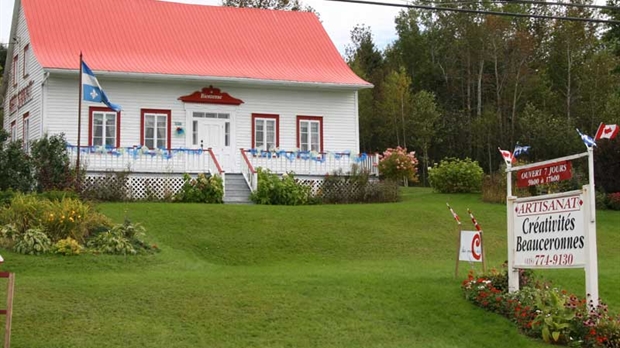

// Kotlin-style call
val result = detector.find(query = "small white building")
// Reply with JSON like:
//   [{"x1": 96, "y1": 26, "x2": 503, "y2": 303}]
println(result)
[{"x1": 1, "y1": 0, "x2": 375, "y2": 200}]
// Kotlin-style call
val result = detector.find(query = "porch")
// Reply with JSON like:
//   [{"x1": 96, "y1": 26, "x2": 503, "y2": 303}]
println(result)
[{"x1": 68, "y1": 146, "x2": 380, "y2": 201}]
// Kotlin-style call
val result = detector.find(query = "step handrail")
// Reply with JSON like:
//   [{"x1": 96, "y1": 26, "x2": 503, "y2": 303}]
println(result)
[
  {"x1": 240, "y1": 148, "x2": 258, "y2": 192},
  {"x1": 207, "y1": 148, "x2": 226, "y2": 198}
]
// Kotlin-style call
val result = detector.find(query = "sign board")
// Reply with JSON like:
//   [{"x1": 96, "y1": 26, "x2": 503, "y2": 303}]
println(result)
[
  {"x1": 459, "y1": 231, "x2": 482, "y2": 262},
  {"x1": 517, "y1": 160, "x2": 572, "y2": 188},
  {"x1": 513, "y1": 191, "x2": 585, "y2": 268}
]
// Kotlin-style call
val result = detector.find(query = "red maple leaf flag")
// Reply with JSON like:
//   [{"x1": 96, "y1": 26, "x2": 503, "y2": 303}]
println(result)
[
  {"x1": 498, "y1": 148, "x2": 516, "y2": 166},
  {"x1": 595, "y1": 123, "x2": 619, "y2": 140}
]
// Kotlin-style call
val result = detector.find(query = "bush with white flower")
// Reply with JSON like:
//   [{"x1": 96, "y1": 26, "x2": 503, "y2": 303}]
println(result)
[{"x1": 377, "y1": 146, "x2": 419, "y2": 183}]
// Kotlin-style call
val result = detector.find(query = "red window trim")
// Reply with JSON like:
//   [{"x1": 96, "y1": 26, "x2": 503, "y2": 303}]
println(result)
[
  {"x1": 296, "y1": 115, "x2": 324, "y2": 153},
  {"x1": 22, "y1": 44, "x2": 29, "y2": 78},
  {"x1": 140, "y1": 109, "x2": 172, "y2": 150},
  {"x1": 12, "y1": 55, "x2": 18, "y2": 87},
  {"x1": 10, "y1": 120, "x2": 16, "y2": 141},
  {"x1": 88, "y1": 106, "x2": 121, "y2": 148},
  {"x1": 22, "y1": 112, "x2": 29, "y2": 141},
  {"x1": 251, "y1": 113, "x2": 279, "y2": 149}
]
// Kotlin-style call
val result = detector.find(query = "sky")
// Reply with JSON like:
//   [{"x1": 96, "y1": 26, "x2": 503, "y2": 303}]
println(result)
[{"x1": 0, "y1": 0, "x2": 403, "y2": 56}]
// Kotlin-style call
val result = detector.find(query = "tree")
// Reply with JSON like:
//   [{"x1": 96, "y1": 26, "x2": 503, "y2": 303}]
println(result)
[
  {"x1": 410, "y1": 90, "x2": 440, "y2": 186},
  {"x1": 381, "y1": 67, "x2": 412, "y2": 148},
  {"x1": 221, "y1": 0, "x2": 318, "y2": 16}
]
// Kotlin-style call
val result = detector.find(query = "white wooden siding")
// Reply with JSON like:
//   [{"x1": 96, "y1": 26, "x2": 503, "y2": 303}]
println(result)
[
  {"x1": 2, "y1": 2, "x2": 45, "y2": 146},
  {"x1": 44, "y1": 78, "x2": 360, "y2": 155}
]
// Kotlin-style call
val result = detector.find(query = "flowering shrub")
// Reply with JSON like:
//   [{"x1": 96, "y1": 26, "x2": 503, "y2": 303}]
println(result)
[
  {"x1": 606, "y1": 192, "x2": 620, "y2": 210},
  {"x1": 429, "y1": 157, "x2": 483, "y2": 193},
  {"x1": 462, "y1": 268, "x2": 620, "y2": 347},
  {"x1": 377, "y1": 147, "x2": 419, "y2": 183},
  {"x1": 175, "y1": 173, "x2": 223, "y2": 203}
]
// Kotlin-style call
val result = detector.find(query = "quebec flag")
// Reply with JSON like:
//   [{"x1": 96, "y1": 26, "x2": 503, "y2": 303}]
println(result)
[{"x1": 82, "y1": 61, "x2": 121, "y2": 112}]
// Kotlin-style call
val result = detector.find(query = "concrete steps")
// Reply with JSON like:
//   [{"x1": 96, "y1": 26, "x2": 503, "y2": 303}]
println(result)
[{"x1": 224, "y1": 173, "x2": 252, "y2": 204}]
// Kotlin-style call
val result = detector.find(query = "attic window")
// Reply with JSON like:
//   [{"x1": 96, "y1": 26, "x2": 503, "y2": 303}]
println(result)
[
  {"x1": 23, "y1": 44, "x2": 29, "y2": 78},
  {"x1": 12, "y1": 55, "x2": 18, "y2": 87}
]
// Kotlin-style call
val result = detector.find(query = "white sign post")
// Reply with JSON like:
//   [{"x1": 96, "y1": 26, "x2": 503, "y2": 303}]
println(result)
[{"x1": 505, "y1": 150, "x2": 599, "y2": 306}]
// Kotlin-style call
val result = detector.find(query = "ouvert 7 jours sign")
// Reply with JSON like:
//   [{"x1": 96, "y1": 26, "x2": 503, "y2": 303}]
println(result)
[{"x1": 513, "y1": 191, "x2": 585, "y2": 268}]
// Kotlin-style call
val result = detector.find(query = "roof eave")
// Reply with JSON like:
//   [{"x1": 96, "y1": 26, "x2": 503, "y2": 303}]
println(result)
[{"x1": 45, "y1": 68, "x2": 374, "y2": 90}]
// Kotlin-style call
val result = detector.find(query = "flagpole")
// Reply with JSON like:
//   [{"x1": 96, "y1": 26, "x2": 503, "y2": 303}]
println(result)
[{"x1": 76, "y1": 52, "x2": 83, "y2": 187}]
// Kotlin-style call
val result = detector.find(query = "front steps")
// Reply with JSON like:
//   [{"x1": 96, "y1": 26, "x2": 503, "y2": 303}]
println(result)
[{"x1": 223, "y1": 173, "x2": 253, "y2": 204}]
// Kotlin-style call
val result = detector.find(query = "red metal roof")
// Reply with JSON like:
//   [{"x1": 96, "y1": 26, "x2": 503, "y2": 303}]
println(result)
[{"x1": 22, "y1": 0, "x2": 371, "y2": 87}]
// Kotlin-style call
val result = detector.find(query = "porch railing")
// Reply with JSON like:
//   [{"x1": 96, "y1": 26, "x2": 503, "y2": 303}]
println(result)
[
  {"x1": 239, "y1": 148, "x2": 258, "y2": 192},
  {"x1": 243, "y1": 149, "x2": 380, "y2": 177},
  {"x1": 207, "y1": 148, "x2": 226, "y2": 196},
  {"x1": 67, "y1": 145, "x2": 222, "y2": 175}
]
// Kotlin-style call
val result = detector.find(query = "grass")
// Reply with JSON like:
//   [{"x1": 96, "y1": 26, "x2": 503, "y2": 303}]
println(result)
[{"x1": 0, "y1": 187, "x2": 618, "y2": 347}]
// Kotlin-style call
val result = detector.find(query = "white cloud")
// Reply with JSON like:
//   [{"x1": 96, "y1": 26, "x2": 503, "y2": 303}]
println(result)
[{"x1": 0, "y1": 0, "x2": 401, "y2": 54}]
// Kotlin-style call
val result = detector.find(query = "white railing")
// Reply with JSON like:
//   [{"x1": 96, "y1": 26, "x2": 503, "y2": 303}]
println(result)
[
  {"x1": 244, "y1": 149, "x2": 379, "y2": 177},
  {"x1": 68, "y1": 145, "x2": 222, "y2": 175},
  {"x1": 239, "y1": 149, "x2": 258, "y2": 192}
]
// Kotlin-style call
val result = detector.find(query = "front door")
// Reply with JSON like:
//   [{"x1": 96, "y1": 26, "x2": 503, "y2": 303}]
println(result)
[{"x1": 197, "y1": 117, "x2": 234, "y2": 172}]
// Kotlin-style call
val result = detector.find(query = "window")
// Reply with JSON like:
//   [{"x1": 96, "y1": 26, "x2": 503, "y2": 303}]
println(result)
[
  {"x1": 193, "y1": 112, "x2": 229, "y2": 119},
  {"x1": 89, "y1": 107, "x2": 120, "y2": 148},
  {"x1": 252, "y1": 114, "x2": 279, "y2": 151},
  {"x1": 23, "y1": 113, "x2": 30, "y2": 152},
  {"x1": 297, "y1": 116, "x2": 323, "y2": 152},
  {"x1": 141, "y1": 109, "x2": 171, "y2": 149},
  {"x1": 23, "y1": 44, "x2": 29, "y2": 78},
  {"x1": 10, "y1": 121, "x2": 16, "y2": 142},
  {"x1": 192, "y1": 120, "x2": 198, "y2": 146},
  {"x1": 12, "y1": 55, "x2": 18, "y2": 87}
]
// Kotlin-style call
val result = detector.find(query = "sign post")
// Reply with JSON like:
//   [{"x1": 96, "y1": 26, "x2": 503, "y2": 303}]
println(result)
[{"x1": 505, "y1": 150, "x2": 599, "y2": 306}]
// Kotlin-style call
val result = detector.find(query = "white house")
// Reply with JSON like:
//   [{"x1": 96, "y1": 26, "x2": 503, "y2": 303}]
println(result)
[{"x1": 1, "y1": 0, "x2": 376, "y2": 201}]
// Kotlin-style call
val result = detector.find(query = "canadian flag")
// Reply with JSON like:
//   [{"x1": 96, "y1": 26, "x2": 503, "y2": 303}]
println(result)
[
  {"x1": 498, "y1": 148, "x2": 516, "y2": 166},
  {"x1": 595, "y1": 123, "x2": 619, "y2": 140}
]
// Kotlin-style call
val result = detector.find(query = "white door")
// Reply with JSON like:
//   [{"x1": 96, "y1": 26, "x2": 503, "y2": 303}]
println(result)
[{"x1": 199, "y1": 119, "x2": 234, "y2": 172}]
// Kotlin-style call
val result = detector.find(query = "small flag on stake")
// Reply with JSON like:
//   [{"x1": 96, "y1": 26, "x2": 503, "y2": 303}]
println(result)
[
  {"x1": 498, "y1": 148, "x2": 515, "y2": 166},
  {"x1": 594, "y1": 123, "x2": 619, "y2": 141},
  {"x1": 513, "y1": 144, "x2": 531, "y2": 158},
  {"x1": 576, "y1": 129, "x2": 596, "y2": 148}
]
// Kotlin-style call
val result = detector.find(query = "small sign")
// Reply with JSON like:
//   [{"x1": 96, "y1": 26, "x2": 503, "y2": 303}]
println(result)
[
  {"x1": 513, "y1": 191, "x2": 585, "y2": 268},
  {"x1": 459, "y1": 231, "x2": 483, "y2": 262},
  {"x1": 517, "y1": 160, "x2": 572, "y2": 188}
]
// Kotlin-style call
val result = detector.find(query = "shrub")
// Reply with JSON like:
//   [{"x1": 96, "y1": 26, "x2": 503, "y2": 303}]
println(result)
[
  {"x1": 0, "y1": 190, "x2": 16, "y2": 207},
  {"x1": 175, "y1": 173, "x2": 223, "y2": 203},
  {"x1": 87, "y1": 230, "x2": 136, "y2": 255},
  {"x1": 31, "y1": 133, "x2": 80, "y2": 192},
  {"x1": 0, "y1": 139, "x2": 35, "y2": 193},
  {"x1": 594, "y1": 136, "x2": 620, "y2": 194},
  {"x1": 607, "y1": 192, "x2": 620, "y2": 210},
  {"x1": 320, "y1": 166, "x2": 399, "y2": 204},
  {"x1": 428, "y1": 157, "x2": 483, "y2": 193},
  {"x1": 377, "y1": 146, "x2": 419, "y2": 183},
  {"x1": 0, "y1": 224, "x2": 19, "y2": 249},
  {"x1": 0, "y1": 193, "x2": 48, "y2": 233},
  {"x1": 250, "y1": 169, "x2": 311, "y2": 205},
  {"x1": 52, "y1": 237, "x2": 83, "y2": 256},
  {"x1": 39, "y1": 198, "x2": 93, "y2": 242},
  {"x1": 13, "y1": 228, "x2": 52, "y2": 255},
  {"x1": 87, "y1": 219, "x2": 155, "y2": 255},
  {"x1": 81, "y1": 171, "x2": 130, "y2": 202},
  {"x1": 596, "y1": 191, "x2": 609, "y2": 211},
  {"x1": 38, "y1": 190, "x2": 79, "y2": 202}
]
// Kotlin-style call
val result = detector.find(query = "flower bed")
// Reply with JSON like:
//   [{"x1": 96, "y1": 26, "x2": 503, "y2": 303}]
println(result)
[{"x1": 462, "y1": 267, "x2": 620, "y2": 347}]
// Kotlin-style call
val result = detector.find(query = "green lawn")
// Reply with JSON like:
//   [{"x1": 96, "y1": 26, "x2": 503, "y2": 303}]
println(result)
[{"x1": 1, "y1": 188, "x2": 618, "y2": 347}]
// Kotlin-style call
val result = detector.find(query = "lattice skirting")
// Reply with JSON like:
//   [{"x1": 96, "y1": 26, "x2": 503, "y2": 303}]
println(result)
[
  {"x1": 82, "y1": 172, "x2": 188, "y2": 201},
  {"x1": 80, "y1": 172, "x2": 373, "y2": 201}
]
